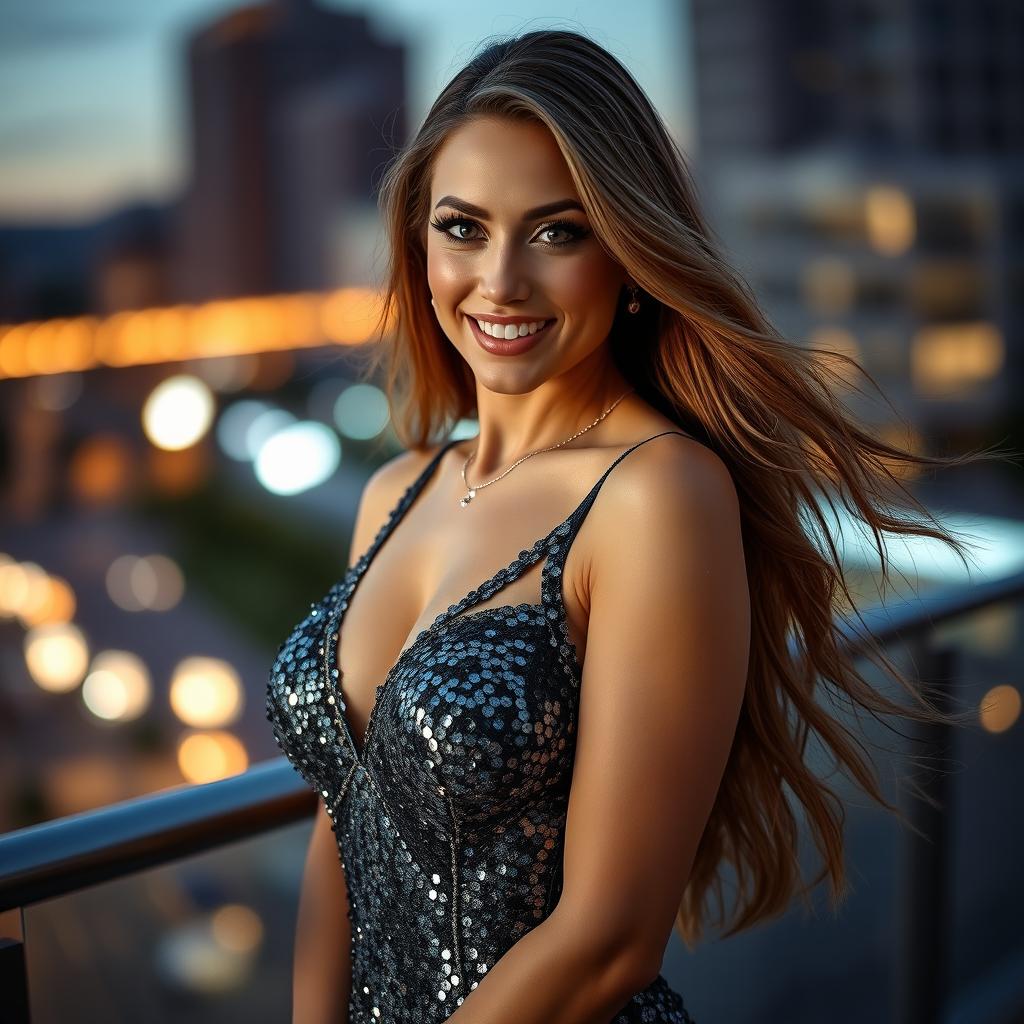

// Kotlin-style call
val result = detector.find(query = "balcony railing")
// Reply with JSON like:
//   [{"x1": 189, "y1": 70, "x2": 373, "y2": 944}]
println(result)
[{"x1": 2, "y1": 570, "x2": 1023, "y2": 1024}]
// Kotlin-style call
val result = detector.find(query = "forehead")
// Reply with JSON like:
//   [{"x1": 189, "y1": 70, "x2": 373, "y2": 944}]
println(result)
[{"x1": 430, "y1": 116, "x2": 578, "y2": 209}]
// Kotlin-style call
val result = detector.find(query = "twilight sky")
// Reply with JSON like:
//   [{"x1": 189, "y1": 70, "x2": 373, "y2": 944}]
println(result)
[{"x1": 0, "y1": 0, "x2": 694, "y2": 223}]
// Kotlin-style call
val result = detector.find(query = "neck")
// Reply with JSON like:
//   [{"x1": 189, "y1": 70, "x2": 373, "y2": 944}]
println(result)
[{"x1": 466, "y1": 368, "x2": 633, "y2": 479}]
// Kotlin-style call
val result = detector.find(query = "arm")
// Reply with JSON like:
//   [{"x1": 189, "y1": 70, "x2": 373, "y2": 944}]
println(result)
[
  {"x1": 291, "y1": 448, "x2": 435, "y2": 1022},
  {"x1": 445, "y1": 438, "x2": 750, "y2": 1023},
  {"x1": 292, "y1": 804, "x2": 352, "y2": 1024}
]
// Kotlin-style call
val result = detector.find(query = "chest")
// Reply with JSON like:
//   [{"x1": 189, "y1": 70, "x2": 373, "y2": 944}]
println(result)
[
  {"x1": 348, "y1": 600, "x2": 580, "y2": 834},
  {"x1": 336, "y1": 515, "x2": 591, "y2": 754},
  {"x1": 264, "y1": 522, "x2": 585, "y2": 824}
]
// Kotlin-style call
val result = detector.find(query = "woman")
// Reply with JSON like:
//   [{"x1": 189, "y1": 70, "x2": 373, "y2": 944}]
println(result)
[{"x1": 266, "y1": 29, "x2": 990, "y2": 1024}]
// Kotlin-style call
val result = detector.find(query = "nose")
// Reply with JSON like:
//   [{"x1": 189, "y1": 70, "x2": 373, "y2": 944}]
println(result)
[{"x1": 477, "y1": 244, "x2": 530, "y2": 306}]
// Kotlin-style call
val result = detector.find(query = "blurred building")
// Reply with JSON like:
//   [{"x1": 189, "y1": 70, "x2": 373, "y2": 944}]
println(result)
[
  {"x1": 688, "y1": 0, "x2": 1023, "y2": 438},
  {"x1": 93, "y1": 204, "x2": 173, "y2": 314},
  {"x1": 175, "y1": 0, "x2": 406, "y2": 300}
]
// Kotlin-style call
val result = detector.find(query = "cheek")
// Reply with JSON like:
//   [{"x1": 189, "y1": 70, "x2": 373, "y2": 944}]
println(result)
[
  {"x1": 548, "y1": 256, "x2": 622, "y2": 313},
  {"x1": 426, "y1": 248, "x2": 468, "y2": 297}
]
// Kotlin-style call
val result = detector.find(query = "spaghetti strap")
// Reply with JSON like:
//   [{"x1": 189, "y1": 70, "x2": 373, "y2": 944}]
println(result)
[
  {"x1": 338, "y1": 429, "x2": 690, "y2": 689},
  {"x1": 545, "y1": 427, "x2": 693, "y2": 552},
  {"x1": 349, "y1": 437, "x2": 461, "y2": 577},
  {"x1": 539, "y1": 429, "x2": 691, "y2": 674},
  {"x1": 399, "y1": 429, "x2": 693, "y2": 677},
  {"x1": 547, "y1": 429, "x2": 691, "y2": 568}
]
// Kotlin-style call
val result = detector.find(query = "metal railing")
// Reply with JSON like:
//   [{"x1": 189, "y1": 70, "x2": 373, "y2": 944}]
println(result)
[{"x1": 2, "y1": 569, "x2": 1023, "y2": 1024}]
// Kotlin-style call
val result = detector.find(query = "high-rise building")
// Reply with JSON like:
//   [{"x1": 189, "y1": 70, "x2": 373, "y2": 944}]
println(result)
[
  {"x1": 688, "y1": 0, "x2": 1022, "y2": 439},
  {"x1": 692, "y1": 0, "x2": 1024, "y2": 159},
  {"x1": 175, "y1": 0, "x2": 406, "y2": 301}
]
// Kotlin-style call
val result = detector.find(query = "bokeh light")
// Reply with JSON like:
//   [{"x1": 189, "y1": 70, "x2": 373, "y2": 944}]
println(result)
[
  {"x1": 244, "y1": 407, "x2": 295, "y2": 460},
  {"x1": 1, "y1": 559, "x2": 46, "y2": 618},
  {"x1": 865, "y1": 184, "x2": 915, "y2": 256},
  {"x1": 1, "y1": 557, "x2": 78, "y2": 627},
  {"x1": 69, "y1": 433, "x2": 135, "y2": 504},
  {"x1": 24, "y1": 575, "x2": 77, "y2": 627},
  {"x1": 332, "y1": 382, "x2": 390, "y2": 440},
  {"x1": 81, "y1": 650, "x2": 152, "y2": 722},
  {"x1": 142, "y1": 374, "x2": 216, "y2": 451},
  {"x1": 216, "y1": 399, "x2": 274, "y2": 461},
  {"x1": 979, "y1": 684, "x2": 1021, "y2": 735},
  {"x1": 253, "y1": 420, "x2": 340, "y2": 495},
  {"x1": 169, "y1": 656, "x2": 244, "y2": 728},
  {"x1": 106, "y1": 554, "x2": 185, "y2": 612},
  {"x1": 210, "y1": 904, "x2": 264, "y2": 954},
  {"x1": 23, "y1": 621, "x2": 90, "y2": 693},
  {"x1": 177, "y1": 731, "x2": 249, "y2": 784}
]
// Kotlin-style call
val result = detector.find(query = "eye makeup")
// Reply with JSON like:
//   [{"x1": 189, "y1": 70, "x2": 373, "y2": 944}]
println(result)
[{"x1": 428, "y1": 212, "x2": 590, "y2": 249}]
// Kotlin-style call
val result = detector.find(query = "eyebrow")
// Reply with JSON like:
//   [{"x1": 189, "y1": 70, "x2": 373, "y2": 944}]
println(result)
[{"x1": 433, "y1": 195, "x2": 586, "y2": 221}]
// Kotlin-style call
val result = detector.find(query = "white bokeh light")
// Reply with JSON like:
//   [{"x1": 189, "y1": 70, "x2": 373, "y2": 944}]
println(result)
[
  {"x1": 81, "y1": 650, "x2": 152, "y2": 722},
  {"x1": 254, "y1": 421, "x2": 341, "y2": 495},
  {"x1": 169, "y1": 656, "x2": 244, "y2": 728},
  {"x1": 142, "y1": 375, "x2": 216, "y2": 451},
  {"x1": 24, "y1": 622, "x2": 90, "y2": 693}
]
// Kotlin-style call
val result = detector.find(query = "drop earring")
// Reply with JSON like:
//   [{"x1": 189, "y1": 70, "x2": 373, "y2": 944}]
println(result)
[{"x1": 627, "y1": 283, "x2": 641, "y2": 314}]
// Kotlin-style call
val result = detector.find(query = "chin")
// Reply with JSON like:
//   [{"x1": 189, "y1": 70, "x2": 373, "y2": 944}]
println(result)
[{"x1": 470, "y1": 362, "x2": 551, "y2": 394}]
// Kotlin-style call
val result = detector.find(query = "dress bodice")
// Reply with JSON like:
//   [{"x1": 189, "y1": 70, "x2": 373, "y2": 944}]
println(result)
[{"x1": 266, "y1": 431, "x2": 696, "y2": 1023}]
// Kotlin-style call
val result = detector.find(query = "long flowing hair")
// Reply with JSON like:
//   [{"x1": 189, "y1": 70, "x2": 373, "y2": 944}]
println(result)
[{"x1": 358, "y1": 28, "x2": 1015, "y2": 948}]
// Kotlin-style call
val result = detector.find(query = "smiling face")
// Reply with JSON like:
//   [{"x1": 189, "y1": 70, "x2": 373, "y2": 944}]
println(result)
[{"x1": 426, "y1": 115, "x2": 629, "y2": 393}]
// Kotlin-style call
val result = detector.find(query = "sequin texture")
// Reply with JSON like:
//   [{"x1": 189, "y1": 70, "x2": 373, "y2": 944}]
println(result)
[{"x1": 266, "y1": 432, "x2": 696, "y2": 1024}]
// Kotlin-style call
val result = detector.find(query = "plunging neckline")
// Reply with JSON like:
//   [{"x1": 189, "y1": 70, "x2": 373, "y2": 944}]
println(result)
[
  {"x1": 324, "y1": 515, "x2": 574, "y2": 764},
  {"x1": 322, "y1": 428, "x2": 689, "y2": 764}
]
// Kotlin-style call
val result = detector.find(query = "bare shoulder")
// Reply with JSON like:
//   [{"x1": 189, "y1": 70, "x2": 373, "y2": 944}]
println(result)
[
  {"x1": 585, "y1": 431, "x2": 742, "y2": 582},
  {"x1": 346, "y1": 442, "x2": 447, "y2": 568},
  {"x1": 602, "y1": 431, "x2": 736, "y2": 514},
  {"x1": 365, "y1": 443, "x2": 443, "y2": 502}
]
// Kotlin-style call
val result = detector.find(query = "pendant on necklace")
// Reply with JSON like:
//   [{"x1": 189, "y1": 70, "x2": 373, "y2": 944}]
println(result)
[{"x1": 459, "y1": 489, "x2": 476, "y2": 508}]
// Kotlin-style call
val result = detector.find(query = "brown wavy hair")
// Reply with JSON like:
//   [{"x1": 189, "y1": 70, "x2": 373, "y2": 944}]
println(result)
[{"x1": 357, "y1": 28, "x2": 1015, "y2": 948}]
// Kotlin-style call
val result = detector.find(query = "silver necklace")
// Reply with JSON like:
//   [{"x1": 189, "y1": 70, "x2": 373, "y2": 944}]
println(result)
[{"x1": 458, "y1": 387, "x2": 634, "y2": 508}]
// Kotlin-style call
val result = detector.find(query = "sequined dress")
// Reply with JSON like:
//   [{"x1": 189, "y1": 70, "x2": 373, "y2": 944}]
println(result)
[{"x1": 266, "y1": 430, "x2": 696, "y2": 1023}]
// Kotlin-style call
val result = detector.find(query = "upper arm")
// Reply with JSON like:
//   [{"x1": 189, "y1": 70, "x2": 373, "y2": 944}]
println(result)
[{"x1": 550, "y1": 437, "x2": 749, "y2": 978}]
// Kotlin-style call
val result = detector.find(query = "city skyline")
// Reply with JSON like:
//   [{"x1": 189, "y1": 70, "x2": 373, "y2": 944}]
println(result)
[{"x1": 0, "y1": 0, "x2": 693, "y2": 223}]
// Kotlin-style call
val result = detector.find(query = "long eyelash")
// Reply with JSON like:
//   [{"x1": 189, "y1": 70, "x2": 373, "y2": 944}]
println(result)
[{"x1": 428, "y1": 213, "x2": 589, "y2": 247}]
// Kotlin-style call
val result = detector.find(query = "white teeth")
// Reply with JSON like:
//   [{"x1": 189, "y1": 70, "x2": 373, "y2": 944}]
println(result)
[{"x1": 474, "y1": 318, "x2": 550, "y2": 339}]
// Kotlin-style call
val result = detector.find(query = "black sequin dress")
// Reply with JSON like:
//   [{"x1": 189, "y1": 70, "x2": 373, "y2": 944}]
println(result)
[{"x1": 266, "y1": 430, "x2": 696, "y2": 1023}]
